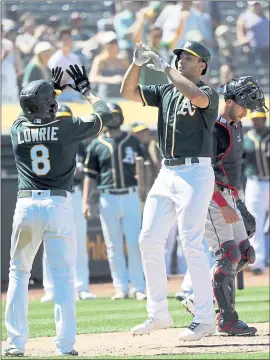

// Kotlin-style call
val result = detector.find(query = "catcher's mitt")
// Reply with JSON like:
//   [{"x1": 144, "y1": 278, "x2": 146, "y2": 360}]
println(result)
[{"x1": 236, "y1": 199, "x2": 256, "y2": 237}]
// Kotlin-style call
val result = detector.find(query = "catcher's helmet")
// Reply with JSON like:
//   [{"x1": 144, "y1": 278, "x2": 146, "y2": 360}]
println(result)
[
  {"x1": 56, "y1": 104, "x2": 73, "y2": 118},
  {"x1": 106, "y1": 102, "x2": 124, "y2": 129},
  {"x1": 218, "y1": 76, "x2": 268, "y2": 112},
  {"x1": 173, "y1": 41, "x2": 211, "y2": 75},
  {"x1": 20, "y1": 80, "x2": 60, "y2": 118}
]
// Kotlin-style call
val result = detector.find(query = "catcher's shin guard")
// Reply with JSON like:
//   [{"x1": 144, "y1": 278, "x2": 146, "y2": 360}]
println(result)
[
  {"x1": 213, "y1": 240, "x2": 240, "y2": 321},
  {"x1": 213, "y1": 241, "x2": 257, "y2": 336},
  {"x1": 237, "y1": 239, "x2": 255, "y2": 273}
]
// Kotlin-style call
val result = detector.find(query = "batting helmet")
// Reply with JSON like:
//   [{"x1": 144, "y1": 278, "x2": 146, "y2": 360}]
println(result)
[
  {"x1": 56, "y1": 104, "x2": 73, "y2": 118},
  {"x1": 173, "y1": 41, "x2": 211, "y2": 75},
  {"x1": 218, "y1": 76, "x2": 267, "y2": 111},
  {"x1": 106, "y1": 102, "x2": 124, "y2": 129},
  {"x1": 20, "y1": 80, "x2": 60, "y2": 118}
]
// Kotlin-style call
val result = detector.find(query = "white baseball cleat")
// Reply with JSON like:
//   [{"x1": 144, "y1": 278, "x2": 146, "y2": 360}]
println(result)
[
  {"x1": 182, "y1": 295, "x2": 216, "y2": 317},
  {"x1": 131, "y1": 315, "x2": 173, "y2": 335},
  {"x1": 40, "y1": 292, "x2": 54, "y2": 303},
  {"x1": 57, "y1": 349, "x2": 79, "y2": 356},
  {"x1": 3, "y1": 346, "x2": 24, "y2": 356},
  {"x1": 175, "y1": 291, "x2": 191, "y2": 302},
  {"x1": 111, "y1": 291, "x2": 129, "y2": 300},
  {"x1": 179, "y1": 322, "x2": 216, "y2": 341},
  {"x1": 76, "y1": 291, "x2": 96, "y2": 300},
  {"x1": 181, "y1": 294, "x2": 195, "y2": 315},
  {"x1": 134, "y1": 291, "x2": 147, "y2": 301}
]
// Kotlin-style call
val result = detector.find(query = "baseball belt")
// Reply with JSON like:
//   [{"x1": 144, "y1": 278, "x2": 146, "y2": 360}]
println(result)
[
  {"x1": 18, "y1": 190, "x2": 67, "y2": 198},
  {"x1": 164, "y1": 157, "x2": 199, "y2": 166}
]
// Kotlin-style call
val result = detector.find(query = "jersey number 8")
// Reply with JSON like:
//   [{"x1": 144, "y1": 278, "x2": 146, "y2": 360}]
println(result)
[{"x1": 30, "y1": 144, "x2": 51, "y2": 176}]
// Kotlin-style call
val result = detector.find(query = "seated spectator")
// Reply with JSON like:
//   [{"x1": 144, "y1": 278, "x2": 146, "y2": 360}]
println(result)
[
  {"x1": 22, "y1": 41, "x2": 53, "y2": 87},
  {"x1": 48, "y1": 28, "x2": 82, "y2": 101},
  {"x1": 89, "y1": 31, "x2": 129, "y2": 99},
  {"x1": 236, "y1": 1, "x2": 269, "y2": 65},
  {"x1": 46, "y1": 16, "x2": 61, "y2": 46},
  {"x1": 1, "y1": 38, "x2": 19, "y2": 103}
]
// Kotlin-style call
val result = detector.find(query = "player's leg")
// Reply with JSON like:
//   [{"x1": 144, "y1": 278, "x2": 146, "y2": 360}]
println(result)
[
  {"x1": 209, "y1": 192, "x2": 256, "y2": 335},
  {"x1": 174, "y1": 162, "x2": 215, "y2": 341},
  {"x1": 165, "y1": 222, "x2": 178, "y2": 276},
  {"x1": 99, "y1": 193, "x2": 129, "y2": 298},
  {"x1": 41, "y1": 248, "x2": 55, "y2": 302},
  {"x1": 43, "y1": 194, "x2": 77, "y2": 355},
  {"x1": 121, "y1": 190, "x2": 145, "y2": 299},
  {"x1": 72, "y1": 187, "x2": 95, "y2": 300},
  {"x1": 131, "y1": 170, "x2": 176, "y2": 334},
  {"x1": 4, "y1": 198, "x2": 43, "y2": 355},
  {"x1": 245, "y1": 178, "x2": 267, "y2": 273}
]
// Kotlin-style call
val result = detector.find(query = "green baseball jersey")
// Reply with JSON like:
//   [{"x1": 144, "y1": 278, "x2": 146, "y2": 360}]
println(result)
[
  {"x1": 138, "y1": 83, "x2": 219, "y2": 158},
  {"x1": 243, "y1": 128, "x2": 270, "y2": 180},
  {"x1": 11, "y1": 114, "x2": 103, "y2": 191},
  {"x1": 84, "y1": 132, "x2": 145, "y2": 189}
]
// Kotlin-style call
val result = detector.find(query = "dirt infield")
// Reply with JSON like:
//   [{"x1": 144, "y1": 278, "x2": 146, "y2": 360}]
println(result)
[{"x1": 2, "y1": 323, "x2": 269, "y2": 357}]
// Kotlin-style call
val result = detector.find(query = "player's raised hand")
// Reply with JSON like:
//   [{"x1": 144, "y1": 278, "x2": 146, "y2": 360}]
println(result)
[
  {"x1": 51, "y1": 66, "x2": 64, "y2": 91},
  {"x1": 66, "y1": 64, "x2": 91, "y2": 95},
  {"x1": 133, "y1": 42, "x2": 151, "y2": 67},
  {"x1": 143, "y1": 51, "x2": 170, "y2": 72}
]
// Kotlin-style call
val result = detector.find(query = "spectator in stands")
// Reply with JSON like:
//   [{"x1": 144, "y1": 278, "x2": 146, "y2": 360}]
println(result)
[
  {"x1": 236, "y1": 1, "x2": 269, "y2": 65},
  {"x1": 16, "y1": 15, "x2": 49, "y2": 64},
  {"x1": 2, "y1": 19, "x2": 24, "y2": 91},
  {"x1": 70, "y1": 12, "x2": 93, "y2": 41},
  {"x1": 48, "y1": 28, "x2": 82, "y2": 101},
  {"x1": 174, "y1": 1, "x2": 215, "y2": 51},
  {"x1": 132, "y1": 7, "x2": 170, "y2": 85},
  {"x1": 46, "y1": 16, "x2": 61, "y2": 45},
  {"x1": 89, "y1": 31, "x2": 129, "y2": 99},
  {"x1": 1, "y1": 38, "x2": 19, "y2": 103},
  {"x1": 22, "y1": 41, "x2": 53, "y2": 87},
  {"x1": 113, "y1": 0, "x2": 142, "y2": 61}
]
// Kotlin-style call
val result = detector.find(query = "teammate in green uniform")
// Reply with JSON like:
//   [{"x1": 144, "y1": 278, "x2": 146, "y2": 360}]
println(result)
[
  {"x1": 3, "y1": 65, "x2": 111, "y2": 357},
  {"x1": 243, "y1": 107, "x2": 270, "y2": 274}
]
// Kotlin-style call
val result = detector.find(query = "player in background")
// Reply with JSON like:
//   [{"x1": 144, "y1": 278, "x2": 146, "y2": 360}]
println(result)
[
  {"x1": 3, "y1": 65, "x2": 111, "y2": 356},
  {"x1": 243, "y1": 107, "x2": 269, "y2": 274}
]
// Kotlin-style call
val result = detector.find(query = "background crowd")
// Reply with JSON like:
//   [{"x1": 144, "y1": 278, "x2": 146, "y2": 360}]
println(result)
[{"x1": 2, "y1": 0, "x2": 270, "y2": 103}]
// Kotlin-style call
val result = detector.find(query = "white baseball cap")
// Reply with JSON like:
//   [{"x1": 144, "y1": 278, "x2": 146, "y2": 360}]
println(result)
[
  {"x1": 34, "y1": 41, "x2": 53, "y2": 55},
  {"x1": 102, "y1": 31, "x2": 118, "y2": 45}
]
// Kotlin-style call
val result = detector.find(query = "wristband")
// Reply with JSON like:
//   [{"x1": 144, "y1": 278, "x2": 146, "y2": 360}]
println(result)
[{"x1": 212, "y1": 191, "x2": 228, "y2": 208}]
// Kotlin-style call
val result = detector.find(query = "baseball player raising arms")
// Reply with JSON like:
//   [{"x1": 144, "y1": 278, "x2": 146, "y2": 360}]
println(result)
[
  {"x1": 182, "y1": 76, "x2": 267, "y2": 336},
  {"x1": 121, "y1": 41, "x2": 219, "y2": 341},
  {"x1": 3, "y1": 65, "x2": 111, "y2": 357}
]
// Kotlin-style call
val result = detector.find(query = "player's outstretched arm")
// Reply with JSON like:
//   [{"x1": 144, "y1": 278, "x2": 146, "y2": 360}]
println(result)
[{"x1": 66, "y1": 64, "x2": 112, "y2": 127}]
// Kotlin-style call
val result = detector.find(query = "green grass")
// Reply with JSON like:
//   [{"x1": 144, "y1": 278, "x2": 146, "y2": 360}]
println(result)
[
  {"x1": 1, "y1": 287, "x2": 269, "y2": 359},
  {"x1": 2, "y1": 286, "x2": 269, "y2": 339}
]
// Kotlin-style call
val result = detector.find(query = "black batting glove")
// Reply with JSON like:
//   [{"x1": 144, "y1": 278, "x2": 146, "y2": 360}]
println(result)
[
  {"x1": 51, "y1": 67, "x2": 64, "y2": 91},
  {"x1": 66, "y1": 64, "x2": 91, "y2": 95}
]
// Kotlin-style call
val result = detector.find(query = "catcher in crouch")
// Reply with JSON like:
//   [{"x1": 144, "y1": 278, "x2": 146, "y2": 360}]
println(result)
[{"x1": 182, "y1": 76, "x2": 268, "y2": 336}]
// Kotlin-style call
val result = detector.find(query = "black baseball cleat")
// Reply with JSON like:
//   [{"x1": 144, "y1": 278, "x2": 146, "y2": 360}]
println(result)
[{"x1": 217, "y1": 316, "x2": 257, "y2": 336}]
